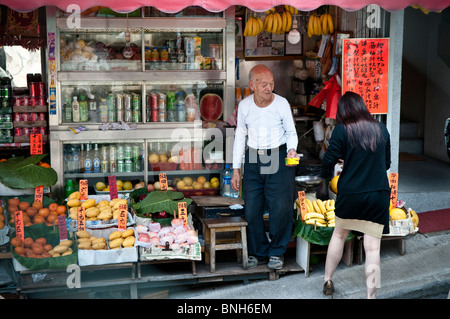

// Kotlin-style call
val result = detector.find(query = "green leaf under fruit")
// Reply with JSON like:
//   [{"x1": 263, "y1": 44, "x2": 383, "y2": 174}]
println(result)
[
  {"x1": 0, "y1": 154, "x2": 58, "y2": 189},
  {"x1": 137, "y1": 190, "x2": 192, "y2": 217}
]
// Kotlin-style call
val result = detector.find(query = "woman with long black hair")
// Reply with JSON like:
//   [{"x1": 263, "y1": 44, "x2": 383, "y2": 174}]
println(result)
[{"x1": 320, "y1": 91, "x2": 391, "y2": 299}]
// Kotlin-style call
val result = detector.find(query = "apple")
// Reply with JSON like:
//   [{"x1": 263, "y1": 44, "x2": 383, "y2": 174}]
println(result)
[{"x1": 147, "y1": 183, "x2": 156, "y2": 192}]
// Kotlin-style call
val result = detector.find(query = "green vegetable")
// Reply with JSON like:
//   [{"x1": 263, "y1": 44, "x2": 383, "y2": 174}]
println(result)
[
  {"x1": 134, "y1": 190, "x2": 192, "y2": 218},
  {"x1": 0, "y1": 154, "x2": 58, "y2": 189}
]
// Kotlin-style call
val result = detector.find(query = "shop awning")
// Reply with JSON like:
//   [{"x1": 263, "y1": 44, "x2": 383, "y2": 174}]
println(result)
[{"x1": 1, "y1": 0, "x2": 449, "y2": 13}]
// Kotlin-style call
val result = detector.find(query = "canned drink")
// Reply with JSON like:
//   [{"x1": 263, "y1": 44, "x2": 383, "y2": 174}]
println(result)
[
  {"x1": 21, "y1": 96, "x2": 29, "y2": 106},
  {"x1": 117, "y1": 159, "x2": 124, "y2": 172},
  {"x1": 124, "y1": 108, "x2": 132, "y2": 122},
  {"x1": 29, "y1": 83, "x2": 37, "y2": 97},
  {"x1": 124, "y1": 93, "x2": 132, "y2": 110},
  {"x1": 3, "y1": 114, "x2": 11, "y2": 122},
  {"x1": 132, "y1": 109, "x2": 140, "y2": 123},
  {"x1": 37, "y1": 98, "x2": 45, "y2": 106},
  {"x1": 30, "y1": 112, "x2": 38, "y2": 122},
  {"x1": 109, "y1": 145, "x2": 117, "y2": 173},
  {"x1": 3, "y1": 86, "x2": 10, "y2": 99},
  {"x1": 38, "y1": 112, "x2": 46, "y2": 121},
  {"x1": 116, "y1": 93, "x2": 123, "y2": 122},
  {"x1": 21, "y1": 113, "x2": 29, "y2": 122},
  {"x1": 107, "y1": 93, "x2": 116, "y2": 122},
  {"x1": 14, "y1": 127, "x2": 22, "y2": 136},
  {"x1": 37, "y1": 82, "x2": 45, "y2": 97},
  {"x1": 31, "y1": 127, "x2": 40, "y2": 134},
  {"x1": 22, "y1": 127, "x2": 31, "y2": 136},
  {"x1": 124, "y1": 145, "x2": 132, "y2": 159},
  {"x1": 158, "y1": 93, "x2": 166, "y2": 122},
  {"x1": 124, "y1": 159, "x2": 132, "y2": 172},
  {"x1": 14, "y1": 97, "x2": 21, "y2": 106},
  {"x1": 101, "y1": 160, "x2": 109, "y2": 173},
  {"x1": 151, "y1": 93, "x2": 158, "y2": 122},
  {"x1": 39, "y1": 127, "x2": 47, "y2": 136},
  {"x1": 0, "y1": 115, "x2": 3, "y2": 122},
  {"x1": 14, "y1": 113, "x2": 21, "y2": 122},
  {"x1": 117, "y1": 145, "x2": 124, "y2": 160},
  {"x1": 30, "y1": 97, "x2": 38, "y2": 106}
]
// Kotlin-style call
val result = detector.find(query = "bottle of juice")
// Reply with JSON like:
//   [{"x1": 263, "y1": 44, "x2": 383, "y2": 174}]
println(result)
[
  {"x1": 79, "y1": 94, "x2": 89, "y2": 122},
  {"x1": 160, "y1": 46, "x2": 168, "y2": 62},
  {"x1": 72, "y1": 96, "x2": 80, "y2": 122},
  {"x1": 150, "y1": 47, "x2": 159, "y2": 69}
]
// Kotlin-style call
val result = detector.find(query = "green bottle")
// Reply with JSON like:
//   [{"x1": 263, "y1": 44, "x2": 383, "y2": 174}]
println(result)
[
  {"x1": 64, "y1": 179, "x2": 74, "y2": 198},
  {"x1": 79, "y1": 94, "x2": 89, "y2": 122}
]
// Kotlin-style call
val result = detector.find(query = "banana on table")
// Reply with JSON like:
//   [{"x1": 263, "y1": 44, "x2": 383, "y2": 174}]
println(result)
[{"x1": 296, "y1": 198, "x2": 336, "y2": 227}]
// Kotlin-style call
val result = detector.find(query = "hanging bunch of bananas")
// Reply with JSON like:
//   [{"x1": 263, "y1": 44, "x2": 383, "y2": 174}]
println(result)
[
  {"x1": 243, "y1": 15, "x2": 264, "y2": 37},
  {"x1": 263, "y1": 8, "x2": 292, "y2": 34},
  {"x1": 302, "y1": 198, "x2": 336, "y2": 227},
  {"x1": 284, "y1": 5, "x2": 298, "y2": 15},
  {"x1": 307, "y1": 12, "x2": 334, "y2": 37}
]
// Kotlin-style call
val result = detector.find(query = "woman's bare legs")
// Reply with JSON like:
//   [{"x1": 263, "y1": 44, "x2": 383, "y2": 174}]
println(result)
[
  {"x1": 324, "y1": 226, "x2": 350, "y2": 282},
  {"x1": 363, "y1": 234, "x2": 381, "y2": 299}
]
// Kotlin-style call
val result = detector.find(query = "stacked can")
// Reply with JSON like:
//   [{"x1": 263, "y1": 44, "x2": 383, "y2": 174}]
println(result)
[
  {"x1": 151, "y1": 93, "x2": 159, "y2": 122},
  {"x1": 109, "y1": 145, "x2": 117, "y2": 173},
  {"x1": 124, "y1": 145, "x2": 132, "y2": 172},
  {"x1": 116, "y1": 94, "x2": 124, "y2": 122},
  {"x1": 132, "y1": 145, "x2": 141, "y2": 172},
  {"x1": 124, "y1": 93, "x2": 132, "y2": 122},
  {"x1": 107, "y1": 93, "x2": 116, "y2": 122},
  {"x1": 158, "y1": 93, "x2": 167, "y2": 122},
  {"x1": 132, "y1": 93, "x2": 141, "y2": 123},
  {"x1": 117, "y1": 145, "x2": 124, "y2": 172}
]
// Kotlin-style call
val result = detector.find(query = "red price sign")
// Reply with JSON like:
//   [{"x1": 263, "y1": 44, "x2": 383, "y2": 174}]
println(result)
[
  {"x1": 15, "y1": 210, "x2": 25, "y2": 242},
  {"x1": 57, "y1": 215, "x2": 68, "y2": 240},
  {"x1": 159, "y1": 173, "x2": 168, "y2": 191},
  {"x1": 117, "y1": 203, "x2": 128, "y2": 230},
  {"x1": 108, "y1": 175, "x2": 118, "y2": 199},
  {"x1": 34, "y1": 186, "x2": 44, "y2": 203},
  {"x1": 297, "y1": 191, "x2": 308, "y2": 220},
  {"x1": 77, "y1": 207, "x2": 86, "y2": 231},
  {"x1": 178, "y1": 202, "x2": 188, "y2": 226},
  {"x1": 342, "y1": 38, "x2": 389, "y2": 114},
  {"x1": 389, "y1": 172, "x2": 399, "y2": 209},
  {"x1": 30, "y1": 133, "x2": 43, "y2": 155},
  {"x1": 79, "y1": 179, "x2": 88, "y2": 200}
]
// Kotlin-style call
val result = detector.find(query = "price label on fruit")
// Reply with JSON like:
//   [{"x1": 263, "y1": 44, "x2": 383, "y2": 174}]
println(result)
[
  {"x1": 30, "y1": 133, "x2": 43, "y2": 155},
  {"x1": 178, "y1": 202, "x2": 188, "y2": 226},
  {"x1": 297, "y1": 191, "x2": 308, "y2": 220},
  {"x1": 77, "y1": 207, "x2": 86, "y2": 231},
  {"x1": 34, "y1": 186, "x2": 44, "y2": 203},
  {"x1": 15, "y1": 210, "x2": 25, "y2": 242},
  {"x1": 159, "y1": 173, "x2": 168, "y2": 191},
  {"x1": 108, "y1": 175, "x2": 118, "y2": 199},
  {"x1": 118, "y1": 203, "x2": 127, "y2": 230},
  {"x1": 79, "y1": 179, "x2": 88, "y2": 200},
  {"x1": 389, "y1": 172, "x2": 399, "y2": 208},
  {"x1": 57, "y1": 215, "x2": 68, "y2": 240}
]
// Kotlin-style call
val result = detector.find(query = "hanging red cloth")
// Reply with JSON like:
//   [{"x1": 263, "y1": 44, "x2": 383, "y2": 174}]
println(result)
[{"x1": 308, "y1": 74, "x2": 341, "y2": 119}]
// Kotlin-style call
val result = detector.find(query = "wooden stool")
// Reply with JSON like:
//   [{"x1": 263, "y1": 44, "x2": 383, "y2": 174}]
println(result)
[{"x1": 202, "y1": 217, "x2": 248, "y2": 272}]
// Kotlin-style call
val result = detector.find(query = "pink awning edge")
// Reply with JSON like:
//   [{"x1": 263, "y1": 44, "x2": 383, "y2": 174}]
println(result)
[{"x1": 1, "y1": 0, "x2": 449, "y2": 13}]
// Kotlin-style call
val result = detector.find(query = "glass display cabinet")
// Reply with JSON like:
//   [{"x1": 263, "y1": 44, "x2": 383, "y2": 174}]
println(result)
[{"x1": 47, "y1": 7, "x2": 235, "y2": 197}]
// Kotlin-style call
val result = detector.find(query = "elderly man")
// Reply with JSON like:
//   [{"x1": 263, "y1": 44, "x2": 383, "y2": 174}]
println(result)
[{"x1": 231, "y1": 64, "x2": 299, "y2": 270}]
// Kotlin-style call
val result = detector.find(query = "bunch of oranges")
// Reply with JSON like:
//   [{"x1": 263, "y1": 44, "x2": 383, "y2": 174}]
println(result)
[{"x1": 7, "y1": 198, "x2": 66, "y2": 227}]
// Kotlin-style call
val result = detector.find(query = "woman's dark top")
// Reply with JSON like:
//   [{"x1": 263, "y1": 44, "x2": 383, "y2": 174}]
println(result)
[{"x1": 321, "y1": 122, "x2": 391, "y2": 195}]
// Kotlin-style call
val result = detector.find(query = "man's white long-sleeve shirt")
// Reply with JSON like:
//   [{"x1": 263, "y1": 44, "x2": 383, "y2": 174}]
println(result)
[{"x1": 232, "y1": 93, "x2": 298, "y2": 169}]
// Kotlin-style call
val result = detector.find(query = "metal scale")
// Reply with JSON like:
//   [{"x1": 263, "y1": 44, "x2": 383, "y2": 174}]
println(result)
[{"x1": 295, "y1": 175, "x2": 324, "y2": 202}]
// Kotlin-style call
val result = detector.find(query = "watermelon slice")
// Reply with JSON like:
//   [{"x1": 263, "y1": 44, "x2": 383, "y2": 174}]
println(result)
[{"x1": 199, "y1": 93, "x2": 223, "y2": 121}]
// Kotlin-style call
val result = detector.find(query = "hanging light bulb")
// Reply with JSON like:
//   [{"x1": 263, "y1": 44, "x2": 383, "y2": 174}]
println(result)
[{"x1": 287, "y1": 16, "x2": 301, "y2": 45}]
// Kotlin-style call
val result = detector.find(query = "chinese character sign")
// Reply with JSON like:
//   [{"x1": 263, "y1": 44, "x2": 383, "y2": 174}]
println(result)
[{"x1": 342, "y1": 38, "x2": 389, "y2": 114}]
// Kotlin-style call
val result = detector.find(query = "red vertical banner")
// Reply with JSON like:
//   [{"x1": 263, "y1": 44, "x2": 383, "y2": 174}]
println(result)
[
  {"x1": 389, "y1": 172, "x2": 399, "y2": 209},
  {"x1": 15, "y1": 210, "x2": 25, "y2": 242},
  {"x1": 342, "y1": 38, "x2": 389, "y2": 114},
  {"x1": 117, "y1": 203, "x2": 127, "y2": 230}
]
